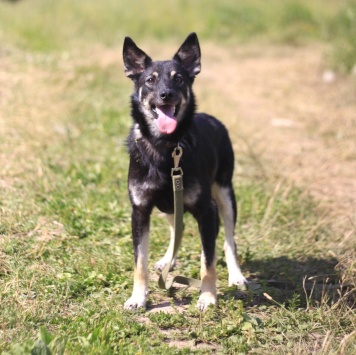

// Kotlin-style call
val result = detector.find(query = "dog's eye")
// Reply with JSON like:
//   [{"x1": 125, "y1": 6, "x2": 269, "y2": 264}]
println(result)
[
  {"x1": 146, "y1": 77, "x2": 156, "y2": 85},
  {"x1": 173, "y1": 75, "x2": 183, "y2": 84}
]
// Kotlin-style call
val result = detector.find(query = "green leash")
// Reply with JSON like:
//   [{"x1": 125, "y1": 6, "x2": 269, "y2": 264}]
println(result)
[{"x1": 158, "y1": 145, "x2": 202, "y2": 290}]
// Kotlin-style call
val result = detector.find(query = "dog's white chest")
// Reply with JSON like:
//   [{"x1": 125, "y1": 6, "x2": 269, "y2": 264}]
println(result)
[{"x1": 129, "y1": 181, "x2": 157, "y2": 207}]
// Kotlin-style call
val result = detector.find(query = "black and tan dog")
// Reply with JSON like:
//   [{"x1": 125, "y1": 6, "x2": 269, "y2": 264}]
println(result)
[{"x1": 123, "y1": 33, "x2": 247, "y2": 311}]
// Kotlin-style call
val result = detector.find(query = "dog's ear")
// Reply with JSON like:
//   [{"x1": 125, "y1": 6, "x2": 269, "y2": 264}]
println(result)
[
  {"x1": 173, "y1": 32, "x2": 201, "y2": 78},
  {"x1": 123, "y1": 37, "x2": 152, "y2": 79}
]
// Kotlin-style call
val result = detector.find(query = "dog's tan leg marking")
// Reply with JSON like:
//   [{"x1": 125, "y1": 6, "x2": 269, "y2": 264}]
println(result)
[
  {"x1": 154, "y1": 214, "x2": 177, "y2": 271},
  {"x1": 212, "y1": 184, "x2": 247, "y2": 286},
  {"x1": 124, "y1": 228, "x2": 149, "y2": 309},
  {"x1": 197, "y1": 252, "x2": 217, "y2": 311}
]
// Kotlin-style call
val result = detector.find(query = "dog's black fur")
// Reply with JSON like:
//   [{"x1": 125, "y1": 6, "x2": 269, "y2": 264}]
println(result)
[{"x1": 123, "y1": 33, "x2": 247, "y2": 310}]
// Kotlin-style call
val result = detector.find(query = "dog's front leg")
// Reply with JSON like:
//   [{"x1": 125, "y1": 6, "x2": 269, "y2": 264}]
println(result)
[
  {"x1": 196, "y1": 202, "x2": 218, "y2": 311},
  {"x1": 124, "y1": 205, "x2": 151, "y2": 310},
  {"x1": 199, "y1": 251, "x2": 217, "y2": 311}
]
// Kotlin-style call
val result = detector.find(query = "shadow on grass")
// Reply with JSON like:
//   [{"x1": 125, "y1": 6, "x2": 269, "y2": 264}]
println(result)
[
  {"x1": 147, "y1": 298, "x2": 192, "y2": 313},
  {"x1": 246, "y1": 255, "x2": 340, "y2": 283},
  {"x1": 222, "y1": 255, "x2": 353, "y2": 307}
]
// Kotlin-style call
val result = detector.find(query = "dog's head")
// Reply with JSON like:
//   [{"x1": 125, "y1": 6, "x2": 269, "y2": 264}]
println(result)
[{"x1": 123, "y1": 33, "x2": 201, "y2": 138}]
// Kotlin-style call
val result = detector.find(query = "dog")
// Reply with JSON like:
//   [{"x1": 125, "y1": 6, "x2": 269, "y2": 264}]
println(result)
[{"x1": 122, "y1": 33, "x2": 247, "y2": 311}]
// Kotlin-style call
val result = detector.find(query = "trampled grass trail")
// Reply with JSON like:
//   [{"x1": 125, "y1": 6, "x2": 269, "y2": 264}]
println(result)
[{"x1": 0, "y1": 1, "x2": 355, "y2": 354}]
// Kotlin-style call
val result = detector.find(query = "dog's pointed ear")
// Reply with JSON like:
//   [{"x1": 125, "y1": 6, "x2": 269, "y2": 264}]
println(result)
[
  {"x1": 173, "y1": 32, "x2": 201, "y2": 78},
  {"x1": 123, "y1": 37, "x2": 152, "y2": 79}
]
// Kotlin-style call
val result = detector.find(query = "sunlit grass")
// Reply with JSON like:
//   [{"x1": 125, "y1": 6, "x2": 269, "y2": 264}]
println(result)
[
  {"x1": 1, "y1": 0, "x2": 354, "y2": 70},
  {"x1": 0, "y1": 1, "x2": 355, "y2": 353}
]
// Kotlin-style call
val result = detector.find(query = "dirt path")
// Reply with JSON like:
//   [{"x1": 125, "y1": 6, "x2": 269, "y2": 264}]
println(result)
[{"x1": 198, "y1": 44, "x2": 356, "y2": 236}]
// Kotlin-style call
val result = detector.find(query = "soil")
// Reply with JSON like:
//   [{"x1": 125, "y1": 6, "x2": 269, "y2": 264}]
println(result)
[{"x1": 199, "y1": 44, "x2": 356, "y2": 235}]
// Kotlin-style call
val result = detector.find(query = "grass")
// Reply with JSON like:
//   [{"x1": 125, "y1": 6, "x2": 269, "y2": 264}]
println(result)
[
  {"x1": 0, "y1": 0, "x2": 355, "y2": 354},
  {"x1": 0, "y1": 0, "x2": 355, "y2": 71},
  {"x1": 327, "y1": 0, "x2": 356, "y2": 72}
]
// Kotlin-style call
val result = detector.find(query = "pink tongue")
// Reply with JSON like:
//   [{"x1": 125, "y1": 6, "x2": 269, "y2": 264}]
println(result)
[{"x1": 156, "y1": 105, "x2": 177, "y2": 134}]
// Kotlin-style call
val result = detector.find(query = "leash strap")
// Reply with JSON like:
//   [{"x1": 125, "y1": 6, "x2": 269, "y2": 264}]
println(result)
[{"x1": 158, "y1": 146, "x2": 201, "y2": 290}]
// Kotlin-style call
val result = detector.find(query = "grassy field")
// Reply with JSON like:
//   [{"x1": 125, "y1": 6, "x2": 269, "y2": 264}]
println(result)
[{"x1": 0, "y1": 0, "x2": 355, "y2": 354}]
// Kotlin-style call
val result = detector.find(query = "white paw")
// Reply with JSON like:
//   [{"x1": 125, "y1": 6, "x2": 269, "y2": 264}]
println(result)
[
  {"x1": 154, "y1": 257, "x2": 176, "y2": 271},
  {"x1": 124, "y1": 294, "x2": 147, "y2": 310},
  {"x1": 197, "y1": 292, "x2": 217, "y2": 311},
  {"x1": 228, "y1": 273, "x2": 248, "y2": 287}
]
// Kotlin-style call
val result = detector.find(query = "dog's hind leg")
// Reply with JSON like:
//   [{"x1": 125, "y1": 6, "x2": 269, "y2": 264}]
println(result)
[
  {"x1": 154, "y1": 214, "x2": 177, "y2": 271},
  {"x1": 124, "y1": 206, "x2": 151, "y2": 310},
  {"x1": 213, "y1": 184, "x2": 247, "y2": 286}
]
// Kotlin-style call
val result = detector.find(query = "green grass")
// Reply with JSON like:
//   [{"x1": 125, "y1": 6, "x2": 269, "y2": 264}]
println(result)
[
  {"x1": 327, "y1": 0, "x2": 356, "y2": 72},
  {"x1": 0, "y1": 1, "x2": 355, "y2": 354},
  {"x1": 0, "y1": 0, "x2": 355, "y2": 71}
]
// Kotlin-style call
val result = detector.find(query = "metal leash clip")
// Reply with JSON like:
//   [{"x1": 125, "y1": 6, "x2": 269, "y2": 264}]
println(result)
[
  {"x1": 172, "y1": 145, "x2": 183, "y2": 169},
  {"x1": 171, "y1": 145, "x2": 183, "y2": 178}
]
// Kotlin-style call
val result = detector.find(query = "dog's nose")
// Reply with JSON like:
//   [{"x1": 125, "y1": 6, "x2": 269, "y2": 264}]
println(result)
[{"x1": 160, "y1": 90, "x2": 173, "y2": 101}]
